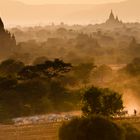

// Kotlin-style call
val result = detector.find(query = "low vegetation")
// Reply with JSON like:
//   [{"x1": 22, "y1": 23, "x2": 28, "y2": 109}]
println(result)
[{"x1": 59, "y1": 86, "x2": 140, "y2": 140}]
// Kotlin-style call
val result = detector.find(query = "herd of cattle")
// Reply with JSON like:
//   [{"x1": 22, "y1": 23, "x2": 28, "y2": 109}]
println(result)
[
  {"x1": 12, "y1": 113, "x2": 79, "y2": 126},
  {"x1": 12, "y1": 110, "x2": 138, "y2": 126}
]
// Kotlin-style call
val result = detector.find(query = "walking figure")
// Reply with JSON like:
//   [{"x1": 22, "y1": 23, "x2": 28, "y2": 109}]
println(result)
[{"x1": 134, "y1": 109, "x2": 137, "y2": 116}]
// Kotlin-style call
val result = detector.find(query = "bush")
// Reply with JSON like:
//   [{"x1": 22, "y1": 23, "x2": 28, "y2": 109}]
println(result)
[
  {"x1": 59, "y1": 116, "x2": 125, "y2": 140},
  {"x1": 122, "y1": 123, "x2": 140, "y2": 140}
]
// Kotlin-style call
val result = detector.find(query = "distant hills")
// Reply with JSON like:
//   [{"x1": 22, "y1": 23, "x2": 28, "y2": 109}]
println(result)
[{"x1": 1, "y1": 0, "x2": 140, "y2": 26}]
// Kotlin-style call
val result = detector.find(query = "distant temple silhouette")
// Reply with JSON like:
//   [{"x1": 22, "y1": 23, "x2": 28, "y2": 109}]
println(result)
[
  {"x1": 0, "y1": 18, "x2": 4, "y2": 32},
  {"x1": 0, "y1": 17, "x2": 16, "y2": 58},
  {"x1": 106, "y1": 10, "x2": 123, "y2": 25}
]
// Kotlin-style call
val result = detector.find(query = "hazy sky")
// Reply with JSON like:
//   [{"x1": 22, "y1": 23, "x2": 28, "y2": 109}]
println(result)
[
  {"x1": 2, "y1": 0, "x2": 138, "y2": 27},
  {"x1": 16, "y1": 0, "x2": 124, "y2": 4}
]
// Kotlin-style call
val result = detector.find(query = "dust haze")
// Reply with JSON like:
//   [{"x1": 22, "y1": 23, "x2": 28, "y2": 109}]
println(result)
[{"x1": 0, "y1": 0, "x2": 140, "y2": 120}]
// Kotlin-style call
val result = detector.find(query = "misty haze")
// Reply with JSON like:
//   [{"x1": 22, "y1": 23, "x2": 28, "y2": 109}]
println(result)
[{"x1": 0, "y1": 0, "x2": 140, "y2": 140}]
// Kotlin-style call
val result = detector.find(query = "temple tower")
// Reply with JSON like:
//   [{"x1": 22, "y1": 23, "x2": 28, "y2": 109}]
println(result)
[
  {"x1": 0, "y1": 17, "x2": 4, "y2": 32},
  {"x1": 109, "y1": 10, "x2": 115, "y2": 21}
]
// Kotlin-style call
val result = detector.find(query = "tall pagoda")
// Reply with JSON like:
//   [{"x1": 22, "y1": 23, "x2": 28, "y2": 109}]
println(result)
[
  {"x1": 0, "y1": 17, "x2": 16, "y2": 58},
  {"x1": 106, "y1": 10, "x2": 122, "y2": 25}
]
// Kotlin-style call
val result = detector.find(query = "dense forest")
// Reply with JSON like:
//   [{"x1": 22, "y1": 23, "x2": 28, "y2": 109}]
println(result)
[{"x1": 0, "y1": 11, "x2": 140, "y2": 121}]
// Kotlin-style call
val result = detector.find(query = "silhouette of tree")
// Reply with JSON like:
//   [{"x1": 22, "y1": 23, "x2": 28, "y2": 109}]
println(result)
[
  {"x1": 125, "y1": 57, "x2": 140, "y2": 76},
  {"x1": 18, "y1": 59, "x2": 72, "y2": 80},
  {"x1": 82, "y1": 87, "x2": 123, "y2": 117},
  {"x1": 0, "y1": 59, "x2": 24, "y2": 77}
]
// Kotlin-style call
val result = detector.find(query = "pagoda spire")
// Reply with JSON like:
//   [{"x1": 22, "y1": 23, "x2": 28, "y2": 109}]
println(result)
[
  {"x1": 109, "y1": 10, "x2": 115, "y2": 20},
  {"x1": 0, "y1": 17, "x2": 4, "y2": 31},
  {"x1": 106, "y1": 10, "x2": 123, "y2": 25}
]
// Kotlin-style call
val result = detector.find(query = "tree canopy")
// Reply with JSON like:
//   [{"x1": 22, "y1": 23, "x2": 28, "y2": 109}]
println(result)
[
  {"x1": 82, "y1": 87, "x2": 123, "y2": 116},
  {"x1": 18, "y1": 59, "x2": 72, "y2": 80},
  {"x1": 124, "y1": 57, "x2": 140, "y2": 76}
]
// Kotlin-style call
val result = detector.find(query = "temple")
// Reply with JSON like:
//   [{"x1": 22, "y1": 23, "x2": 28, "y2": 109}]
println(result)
[
  {"x1": 106, "y1": 10, "x2": 123, "y2": 25},
  {"x1": 0, "y1": 18, "x2": 4, "y2": 32},
  {"x1": 0, "y1": 17, "x2": 16, "y2": 58}
]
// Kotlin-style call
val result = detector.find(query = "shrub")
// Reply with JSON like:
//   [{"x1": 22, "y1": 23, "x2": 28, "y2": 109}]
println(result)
[{"x1": 59, "y1": 116, "x2": 125, "y2": 140}]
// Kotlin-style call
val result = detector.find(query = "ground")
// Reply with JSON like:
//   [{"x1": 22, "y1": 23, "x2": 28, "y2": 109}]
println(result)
[
  {"x1": 0, "y1": 122, "x2": 61, "y2": 140},
  {"x1": 1, "y1": 117, "x2": 140, "y2": 140}
]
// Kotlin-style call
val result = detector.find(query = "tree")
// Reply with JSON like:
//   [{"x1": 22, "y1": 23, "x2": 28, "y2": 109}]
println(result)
[
  {"x1": 18, "y1": 59, "x2": 72, "y2": 80},
  {"x1": 0, "y1": 59, "x2": 24, "y2": 77},
  {"x1": 128, "y1": 37, "x2": 140, "y2": 56},
  {"x1": 73, "y1": 63, "x2": 96, "y2": 84},
  {"x1": 82, "y1": 87, "x2": 123, "y2": 117},
  {"x1": 59, "y1": 116, "x2": 124, "y2": 140},
  {"x1": 122, "y1": 123, "x2": 140, "y2": 140},
  {"x1": 124, "y1": 57, "x2": 140, "y2": 76},
  {"x1": 92, "y1": 64, "x2": 113, "y2": 84}
]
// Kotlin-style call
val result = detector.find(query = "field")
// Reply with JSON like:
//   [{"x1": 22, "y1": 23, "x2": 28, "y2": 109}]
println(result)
[
  {"x1": 1, "y1": 118, "x2": 140, "y2": 140},
  {"x1": 0, "y1": 123, "x2": 61, "y2": 140}
]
